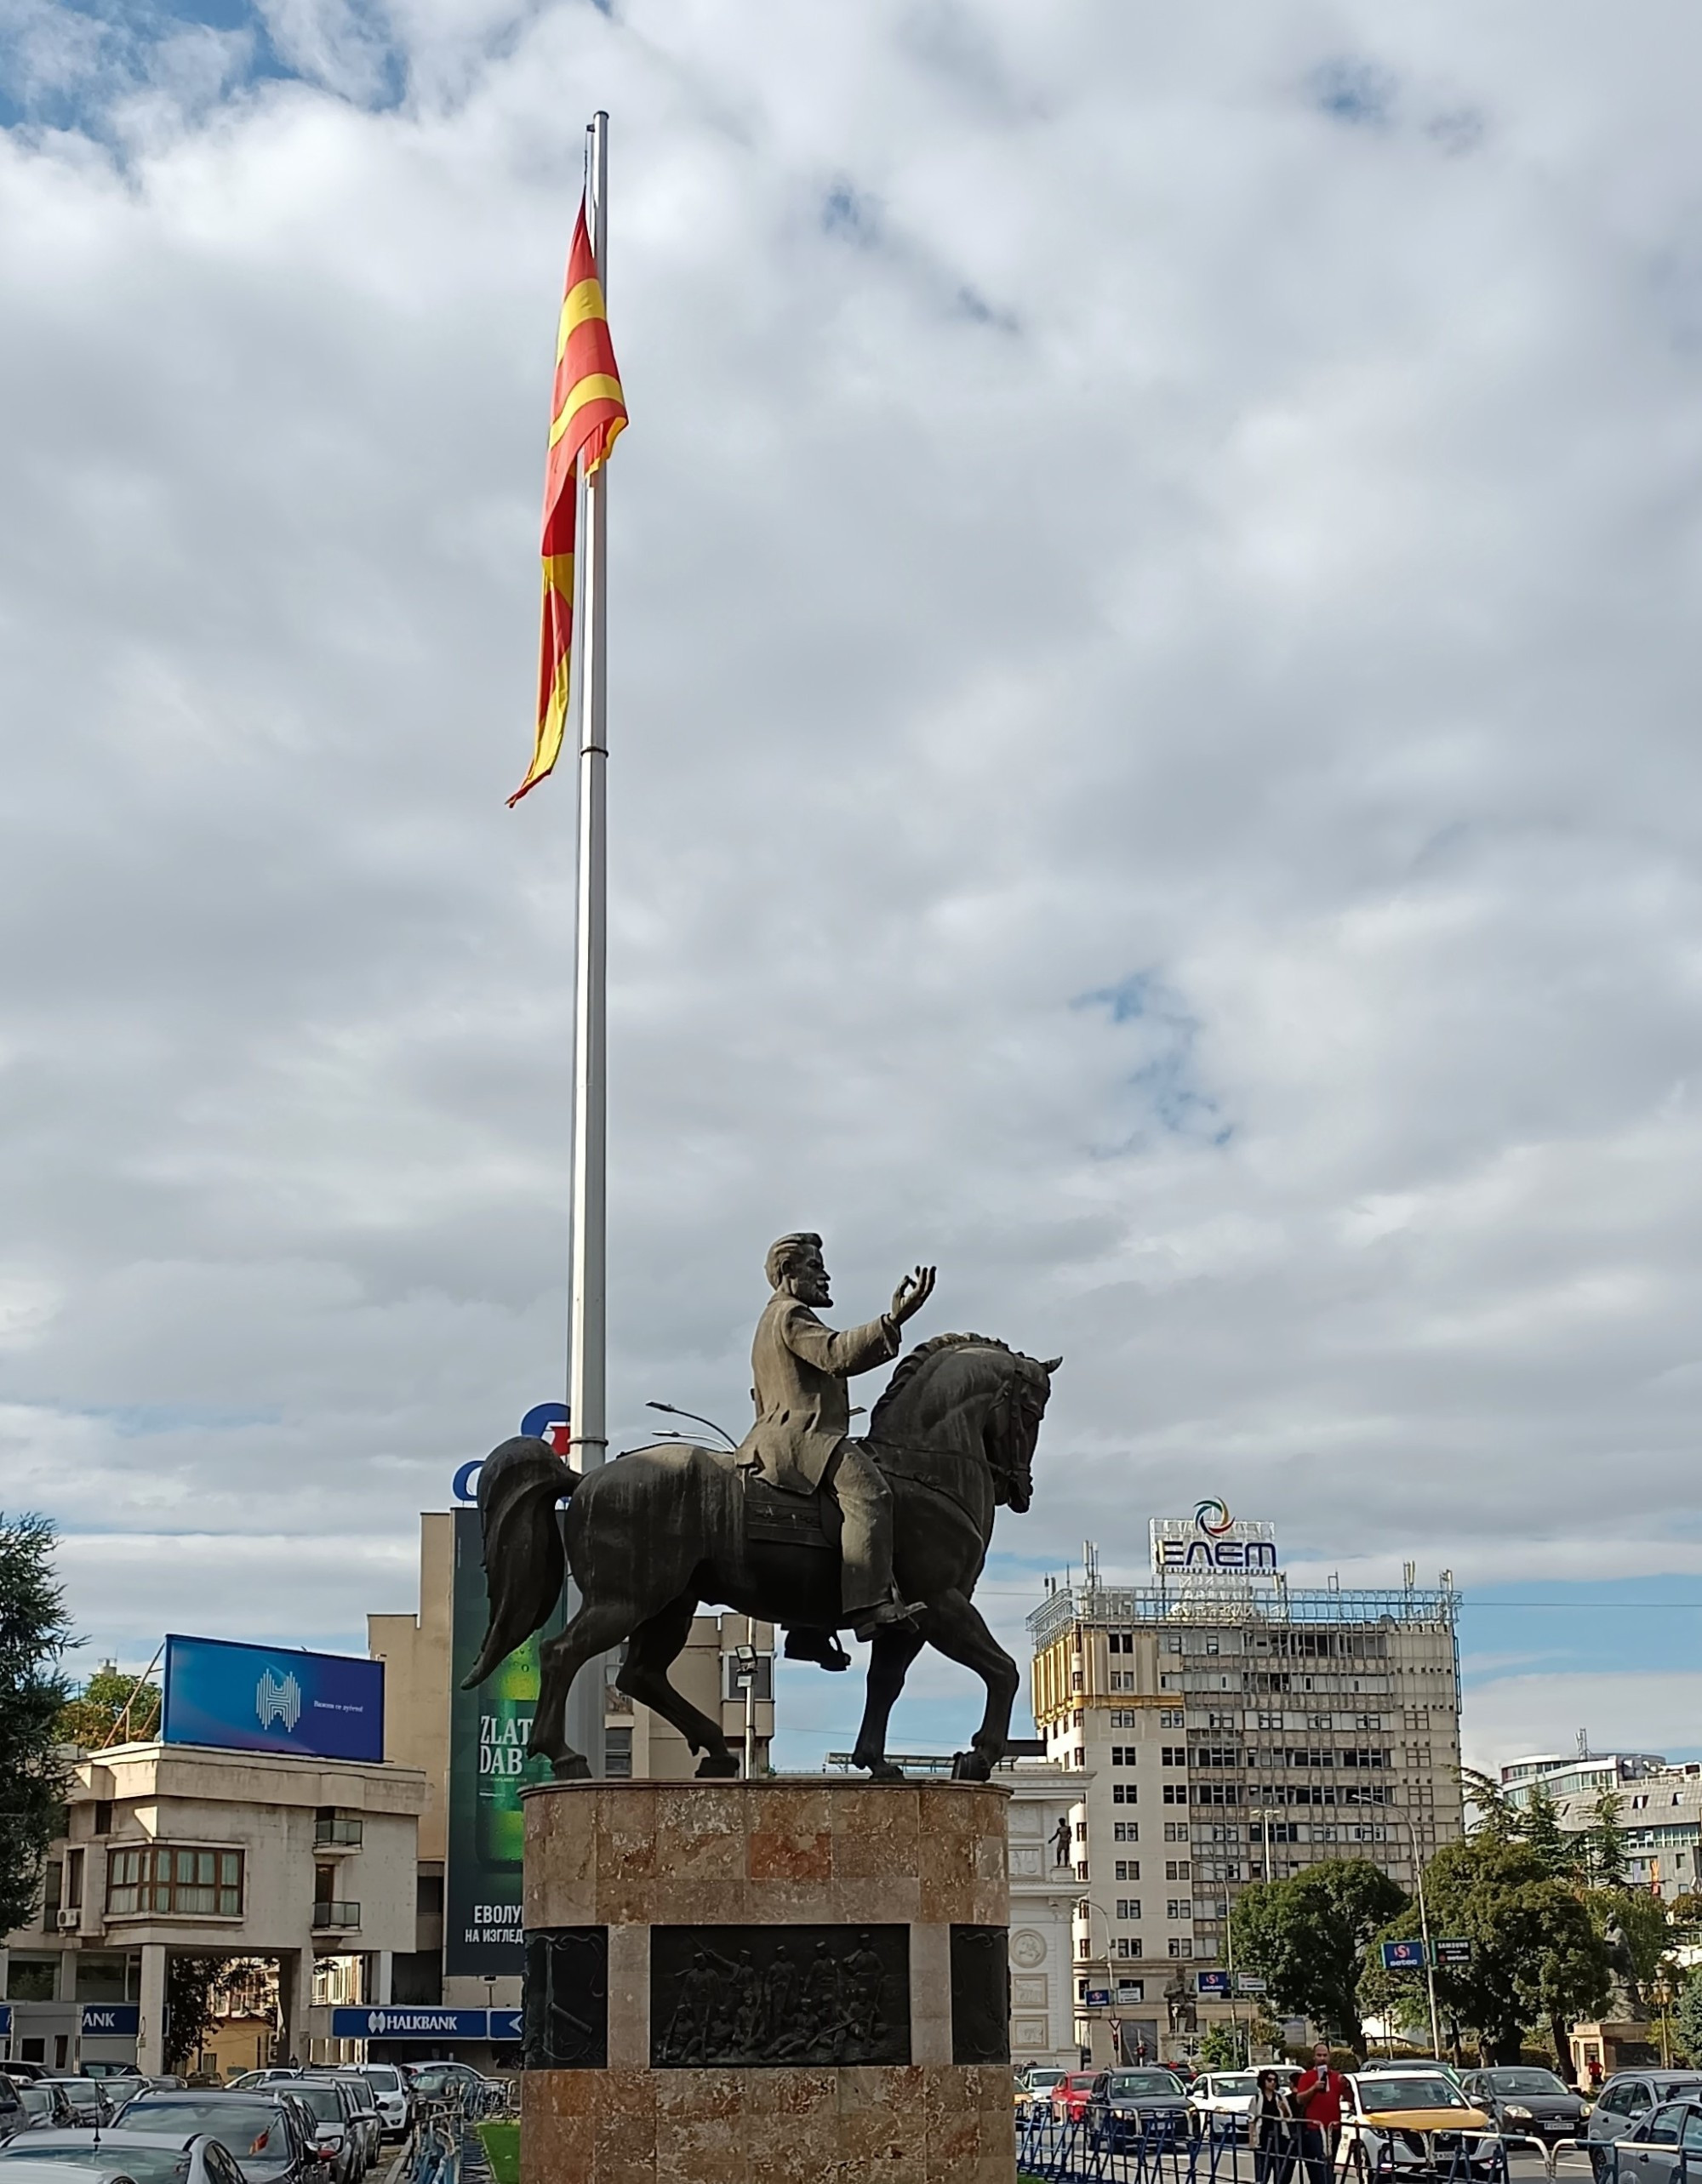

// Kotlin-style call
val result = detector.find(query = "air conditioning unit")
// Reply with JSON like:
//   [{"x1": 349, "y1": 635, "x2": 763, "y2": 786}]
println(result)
[{"x1": 56, "y1": 1909, "x2": 80, "y2": 1931}]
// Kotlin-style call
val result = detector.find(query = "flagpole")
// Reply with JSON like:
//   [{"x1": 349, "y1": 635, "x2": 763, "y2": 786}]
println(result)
[{"x1": 564, "y1": 108, "x2": 610, "y2": 1777}]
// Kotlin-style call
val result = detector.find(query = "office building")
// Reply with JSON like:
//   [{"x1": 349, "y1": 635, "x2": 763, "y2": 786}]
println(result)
[
  {"x1": 1502, "y1": 1749, "x2": 1702, "y2": 1897},
  {"x1": 1028, "y1": 1521, "x2": 1465, "y2": 2063}
]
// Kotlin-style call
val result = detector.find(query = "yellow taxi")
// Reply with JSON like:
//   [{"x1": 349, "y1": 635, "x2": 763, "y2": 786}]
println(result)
[{"x1": 1338, "y1": 2070, "x2": 1500, "y2": 2178}]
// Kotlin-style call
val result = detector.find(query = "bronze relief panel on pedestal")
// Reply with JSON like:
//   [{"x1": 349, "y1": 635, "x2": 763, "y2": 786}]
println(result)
[{"x1": 650, "y1": 1923, "x2": 910, "y2": 2068}]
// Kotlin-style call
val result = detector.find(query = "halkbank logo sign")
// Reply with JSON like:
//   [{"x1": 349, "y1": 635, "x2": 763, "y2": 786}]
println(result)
[{"x1": 1150, "y1": 1501, "x2": 1277, "y2": 1575}]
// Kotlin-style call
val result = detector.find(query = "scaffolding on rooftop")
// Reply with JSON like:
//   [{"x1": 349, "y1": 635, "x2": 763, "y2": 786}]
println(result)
[{"x1": 1025, "y1": 1577, "x2": 1460, "y2": 1651}]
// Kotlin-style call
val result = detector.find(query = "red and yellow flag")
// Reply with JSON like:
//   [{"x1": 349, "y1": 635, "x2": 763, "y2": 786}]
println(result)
[{"x1": 508, "y1": 197, "x2": 628, "y2": 807}]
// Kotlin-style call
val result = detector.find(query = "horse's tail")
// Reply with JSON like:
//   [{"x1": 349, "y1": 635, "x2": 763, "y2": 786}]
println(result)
[{"x1": 461, "y1": 1435, "x2": 578, "y2": 1689}]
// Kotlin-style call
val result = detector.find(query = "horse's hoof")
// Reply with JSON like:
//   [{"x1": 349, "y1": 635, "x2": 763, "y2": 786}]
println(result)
[
  {"x1": 552, "y1": 1753, "x2": 592, "y2": 1782},
  {"x1": 852, "y1": 1752, "x2": 906, "y2": 1782},
  {"x1": 695, "y1": 1752, "x2": 741, "y2": 1779},
  {"x1": 951, "y1": 1750, "x2": 992, "y2": 1782}
]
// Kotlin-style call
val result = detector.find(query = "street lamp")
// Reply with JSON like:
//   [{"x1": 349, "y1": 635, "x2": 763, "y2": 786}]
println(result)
[
  {"x1": 733, "y1": 1642, "x2": 760, "y2": 1779},
  {"x1": 1402, "y1": 1812, "x2": 1443, "y2": 2062}
]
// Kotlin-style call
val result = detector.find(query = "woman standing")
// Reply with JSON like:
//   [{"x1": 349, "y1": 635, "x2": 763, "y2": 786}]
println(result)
[{"x1": 1254, "y1": 2068, "x2": 1299, "y2": 2184}]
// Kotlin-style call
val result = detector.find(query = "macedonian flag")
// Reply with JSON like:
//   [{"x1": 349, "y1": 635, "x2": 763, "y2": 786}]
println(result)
[{"x1": 508, "y1": 198, "x2": 628, "y2": 807}]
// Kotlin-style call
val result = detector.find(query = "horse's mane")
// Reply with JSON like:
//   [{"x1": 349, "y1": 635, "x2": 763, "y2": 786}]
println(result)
[{"x1": 869, "y1": 1330, "x2": 1014, "y2": 1434}]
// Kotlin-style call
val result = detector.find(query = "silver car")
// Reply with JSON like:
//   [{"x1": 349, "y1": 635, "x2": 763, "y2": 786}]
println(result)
[
  {"x1": 0, "y1": 2134, "x2": 246, "y2": 2184},
  {"x1": 1612, "y1": 2100, "x2": 1702, "y2": 2184}
]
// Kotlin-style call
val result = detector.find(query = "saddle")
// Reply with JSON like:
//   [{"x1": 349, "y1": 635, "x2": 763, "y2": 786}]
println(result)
[{"x1": 741, "y1": 1472, "x2": 842, "y2": 1552}]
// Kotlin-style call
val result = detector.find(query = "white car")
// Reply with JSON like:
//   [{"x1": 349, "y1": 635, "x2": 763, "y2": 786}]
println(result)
[
  {"x1": 1338, "y1": 2070, "x2": 1501, "y2": 2179},
  {"x1": 1190, "y1": 2073, "x2": 1261, "y2": 2138},
  {"x1": 349, "y1": 2069, "x2": 408, "y2": 2143}
]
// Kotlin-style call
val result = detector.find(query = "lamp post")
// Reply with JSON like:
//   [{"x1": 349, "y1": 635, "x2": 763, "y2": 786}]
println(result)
[
  {"x1": 733, "y1": 1642, "x2": 759, "y2": 1779},
  {"x1": 1402, "y1": 1812, "x2": 1442, "y2": 2061}
]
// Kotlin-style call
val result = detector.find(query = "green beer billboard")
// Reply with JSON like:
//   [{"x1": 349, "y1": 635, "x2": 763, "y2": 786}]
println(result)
[{"x1": 445, "y1": 1507, "x2": 563, "y2": 1976}]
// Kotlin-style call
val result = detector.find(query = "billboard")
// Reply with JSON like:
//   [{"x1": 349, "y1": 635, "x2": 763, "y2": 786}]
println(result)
[
  {"x1": 1380, "y1": 1939, "x2": 1427, "y2": 1970},
  {"x1": 444, "y1": 1508, "x2": 566, "y2": 1977},
  {"x1": 331, "y1": 2006, "x2": 523, "y2": 2041},
  {"x1": 161, "y1": 1635, "x2": 384, "y2": 1763}
]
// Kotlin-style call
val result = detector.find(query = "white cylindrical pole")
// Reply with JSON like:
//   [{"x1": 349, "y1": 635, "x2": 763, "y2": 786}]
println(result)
[
  {"x1": 1408, "y1": 1814, "x2": 1442, "y2": 2060},
  {"x1": 564, "y1": 109, "x2": 612, "y2": 1778}
]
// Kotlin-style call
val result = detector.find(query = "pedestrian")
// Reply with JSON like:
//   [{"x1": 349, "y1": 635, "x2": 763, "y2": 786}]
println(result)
[
  {"x1": 1292, "y1": 2041, "x2": 1350, "y2": 2184},
  {"x1": 1254, "y1": 2068, "x2": 1298, "y2": 2184}
]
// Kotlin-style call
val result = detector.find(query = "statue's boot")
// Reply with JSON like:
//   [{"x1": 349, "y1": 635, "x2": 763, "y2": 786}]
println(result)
[
  {"x1": 783, "y1": 1626, "x2": 852, "y2": 1672},
  {"x1": 852, "y1": 1593, "x2": 926, "y2": 1644}
]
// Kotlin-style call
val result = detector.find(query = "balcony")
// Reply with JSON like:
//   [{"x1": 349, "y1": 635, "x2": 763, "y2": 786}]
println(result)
[
  {"x1": 311, "y1": 1901, "x2": 360, "y2": 1930},
  {"x1": 313, "y1": 1817, "x2": 363, "y2": 1850}
]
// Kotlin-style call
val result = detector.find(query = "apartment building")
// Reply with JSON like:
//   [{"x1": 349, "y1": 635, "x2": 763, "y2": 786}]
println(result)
[
  {"x1": 1502, "y1": 1749, "x2": 1702, "y2": 1897},
  {"x1": 1028, "y1": 1525, "x2": 1465, "y2": 2062}
]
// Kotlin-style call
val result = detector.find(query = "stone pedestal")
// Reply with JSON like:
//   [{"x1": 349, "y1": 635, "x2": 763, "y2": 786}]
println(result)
[{"x1": 519, "y1": 1777, "x2": 1016, "y2": 2184}]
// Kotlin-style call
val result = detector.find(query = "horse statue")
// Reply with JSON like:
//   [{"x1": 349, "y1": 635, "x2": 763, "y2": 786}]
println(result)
[{"x1": 465, "y1": 1329, "x2": 1058, "y2": 1782}]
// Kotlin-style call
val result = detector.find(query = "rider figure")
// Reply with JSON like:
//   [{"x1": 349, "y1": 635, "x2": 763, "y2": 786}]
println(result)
[{"x1": 735, "y1": 1234, "x2": 934, "y2": 1643}]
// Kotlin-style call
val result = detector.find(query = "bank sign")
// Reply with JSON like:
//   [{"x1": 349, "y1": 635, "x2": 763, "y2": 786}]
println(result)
[
  {"x1": 1151, "y1": 1500, "x2": 1277, "y2": 1577},
  {"x1": 161, "y1": 1634, "x2": 384, "y2": 1763}
]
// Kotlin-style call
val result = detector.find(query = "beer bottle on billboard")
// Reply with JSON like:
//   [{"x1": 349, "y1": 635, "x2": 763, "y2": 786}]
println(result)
[{"x1": 476, "y1": 1640, "x2": 540, "y2": 1868}]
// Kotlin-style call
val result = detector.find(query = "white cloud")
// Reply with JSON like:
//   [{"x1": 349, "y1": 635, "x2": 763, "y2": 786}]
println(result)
[
  {"x1": 1462, "y1": 1672, "x2": 1702, "y2": 1777},
  {"x1": 2, "y1": 4, "x2": 1702, "y2": 1764}
]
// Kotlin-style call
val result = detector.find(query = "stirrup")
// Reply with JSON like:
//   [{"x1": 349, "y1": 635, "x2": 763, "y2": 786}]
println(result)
[
  {"x1": 853, "y1": 1598, "x2": 926, "y2": 1642},
  {"x1": 783, "y1": 1627, "x2": 851, "y2": 1672}
]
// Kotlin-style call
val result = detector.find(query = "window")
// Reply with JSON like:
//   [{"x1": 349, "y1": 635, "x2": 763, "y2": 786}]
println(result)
[
  {"x1": 1113, "y1": 1785, "x2": 1136, "y2": 1805},
  {"x1": 1115, "y1": 1861, "x2": 1139, "y2": 1881},
  {"x1": 1161, "y1": 1748, "x2": 1186, "y2": 1766},
  {"x1": 75, "y1": 1953, "x2": 140, "y2": 2003},
  {"x1": 1110, "y1": 1633, "x2": 1134, "y2": 1654},
  {"x1": 1165, "y1": 1860, "x2": 1191, "y2": 1880},
  {"x1": 1159, "y1": 1709, "x2": 1185, "y2": 1729},
  {"x1": 1075, "y1": 1821, "x2": 1088, "y2": 1841},
  {"x1": 66, "y1": 1849, "x2": 83, "y2": 1909},
  {"x1": 1258, "y1": 1711, "x2": 1282, "y2": 1729},
  {"x1": 1166, "y1": 1900, "x2": 1190, "y2": 1920},
  {"x1": 1114, "y1": 1937, "x2": 1142, "y2": 1959},
  {"x1": 1075, "y1": 1861, "x2": 1089, "y2": 1881},
  {"x1": 1168, "y1": 1937, "x2": 1193, "y2": 1958},
  {"x1": 1644, "y1": 2107, "x2": 1682, "y2": 2147},
  {"x1": 604, "y1": 1727, "x2": 632, "y2": 1779},
  {"x1": 1114, "y1": 1822, "x2": 1139, "y2": 1842},
  {"x1": 1207, "y1": 1712, "x2": 1236, "y2": 1730},
  {"x1": 1111, "y1": 1747, "x2": 1139, "y2": 1767},
  {"x1": 1162, "y1": 1786, "x2": 1186, "y2": 1805},
  {"x1": 92, "y1": 1801, "x2": 112, "y2": 1836},
  {"x1": 41, "y1": 1861, "x2": 61, "y2": 1929},
  {"x1": 1110, "y1": 1710, "x2": 1140, "y2": 1729},
  {"x1": 6, "y1": 1959, "x2": 56, "y2": 2003},
  {"x1": 1116, "y1": 1899, "x2": 1141, "y2": 1920},
  {"x1": 1077, "y1": 1937, "x2": 1092, "y2": 1959},
  {"x1": 1163, "y1": 1822, "x2": 1188, "y2": 1843},
  {"x1": 1204, "y1": 1637, "x2": 1220, "y2": 1655},
  {"x1": 1163, "y1": 1635, "x2": 1182, "y2": 1653},
  {"x1": 106, "y1": 1845, "x2": 243, "y2": 1917},
  {"x1": 1193, "y1": 1748, "x2": 1241, "y2": 1768}
]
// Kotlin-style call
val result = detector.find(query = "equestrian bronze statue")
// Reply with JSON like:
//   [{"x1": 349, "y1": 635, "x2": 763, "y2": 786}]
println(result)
[{"x1": 465, "y1": 1234, "x2": 1059, "y2": 1782}]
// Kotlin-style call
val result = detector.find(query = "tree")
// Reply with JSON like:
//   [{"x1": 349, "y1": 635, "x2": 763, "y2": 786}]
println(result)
[
  {"x1": 1364, "y1": 1838, "x2": 1610, "y2": 2066},
  {"x1": 1585, "y1": 1792, "x2": 1628, "y2": 1888},
  {"x1": 0, "y1": 1514, "x2": 72, "y2": 1933},
  {"x1": 1458, "y1": 1767, "x2": 1520, "y2": 1842},
  {"x1": 1522, "y1": 1783, "x2": 1579, "y2": 1880},
  {"x1": 1673, "y1": 1967, "x2": 1702, "y2": 2066},
  {"x1": 55, "y1": 1662, "x2": 161, "y2": 1750},
  {"x1": 1231, "y1": 1859, "x2": 1408, "y2": 2056},
  {"x1": 1590, "y1": 1885, "x2": 1674, "y2": 2014},
  {"x1": 1197, "y1": 2021, "x2": 1247, "y2": 2069}
]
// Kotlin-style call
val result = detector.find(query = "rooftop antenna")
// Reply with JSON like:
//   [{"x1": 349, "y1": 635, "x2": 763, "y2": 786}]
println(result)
[
  {"x1": 1577, "y1": 1727, "x2": 1590, "y2": 1759},
  {"x1": 1402, "y1": 1560, "x2": 1416, "y2": 1591},
  {"x1": 1083, "y1": 1540, "x2": 1099, "y2": 1587}
]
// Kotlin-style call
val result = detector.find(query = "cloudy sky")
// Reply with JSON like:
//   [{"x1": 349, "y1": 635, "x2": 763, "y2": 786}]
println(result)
[{"x1": 3, "y1": 0, "x2": 1702, "y2": 1778}]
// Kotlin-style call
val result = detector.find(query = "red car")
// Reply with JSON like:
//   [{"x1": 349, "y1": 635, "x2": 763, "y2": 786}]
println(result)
[{"x1": 1051, "y1": 2073, "x2": 1102, "y2": 2121}]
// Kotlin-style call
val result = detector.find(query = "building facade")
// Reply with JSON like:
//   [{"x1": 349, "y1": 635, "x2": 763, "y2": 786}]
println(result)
[
  {"x1": 3, "y1": 1742, "x2": 426, "y2": 2074},
  {"x1": 1502, "y1": 1750, "x2": 1702, "y2": 1898},
  {"x1": 1029, "y1": 1548, "x2": 1465, "y2": 2063}
]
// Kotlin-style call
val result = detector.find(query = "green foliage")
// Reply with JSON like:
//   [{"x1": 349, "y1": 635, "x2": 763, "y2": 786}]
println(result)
[
  {"x1": 1585, "y1": 1792, "x2": 1628, "y2": 1887},
  {"x1": 1591, "y1": 1886, "x2": 1672, "y2": 1993},
  {"x1": 1364, "y1": 1837, "x2": 1610, "y2": 2066},
  {"x1": 1196, "y1": 2021, "x2": 1247, "y2": 2069},
  {"x1": 1231, "y1": 1858, "x2": 1408, "y2": 2054},
  {"x1": 1521, "y1": 1784, "x2": 1579, "y2": 1880},
  {"x1": 54, "y1": 1663, "x2": 161, "y2": 1750},
  {"x1": 1673, "y1": 1968, "x2": 1702, "y2": 2067},
  {"x1": 1459, "y1": 1767, "x2": 1521, "y2": 1841},
  {"x1": 163, "y1": 1955, "x2": 228, "y2": 2073},
  {"x1": 0, "y1": 1514, "x2": 73, "y2": 1933}
]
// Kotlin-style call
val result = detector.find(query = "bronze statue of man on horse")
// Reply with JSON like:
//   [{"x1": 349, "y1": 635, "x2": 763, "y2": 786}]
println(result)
[{"x1": 465, "y1": 1234, "x2": 1058, "y2": 1782}]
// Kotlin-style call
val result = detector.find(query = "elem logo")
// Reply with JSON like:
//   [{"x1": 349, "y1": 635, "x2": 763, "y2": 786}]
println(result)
[
  {"x1": 256, "y1": 1668, "x2": 302, "y2": 1733},
  {"x1": 1150, "y1": 1503, "x2": 1277, "y2": 1576}
]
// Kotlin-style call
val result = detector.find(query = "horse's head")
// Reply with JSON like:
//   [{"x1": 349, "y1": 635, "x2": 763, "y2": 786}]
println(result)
[{"x1": 869, "y1": 1332, "x2": 1059, "y2": 1511}]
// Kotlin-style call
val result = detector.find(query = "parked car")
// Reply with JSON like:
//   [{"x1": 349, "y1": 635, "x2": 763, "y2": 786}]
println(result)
[
  {"x1": 0, "y1": 2133, "x2": 247, "y2": 2184},
  {"x1": 1588, "y1": 2075, "x2": 1702, "y2": 2176},
  {"x1": 109, "y1": 2095, "x2": 314, "y2": 2184},
  {"x1": 1190, "y1": 2072, "x2": 1263, "y2": 2139},
  {"x1": 224, "y1": 2077, "x2": 299, "y2": 2094},
  {"x1": 1612, "y1": 2099, "x2": 1702, "y2": 2184},
  {"x1": 1337, "y1": 2070, "x2": 1499, "y2": 2180},
  {"x1": 37, "y1": 2088, "x2": 111, "y2": 2132},
  {"x1": 0, "y1": 2073, "x2": 44, "y2": 2089},
  {"x1": 0, "y1": 2163, "x2": 158, "y2": 2184},
  {"x1": 1015, "y1": 2067, "x2": 1067, "y2": 2112},
  {"x1": 274, "y1": 2083, "x2": 358, "y2": 2184},
  {"x1": 14, "y1": 2088, "x2": 78, "y2": 2134},
  {"x1": 304, "y1": 2079, "x2": 379, "y2": 2171},
  {"x1": 347, "y1": 2070, "x2": 408, "y2": 2144},
  {"x1": 73, "y1": 2071, "x2": 137, "y2": 2086},
  {"x1": 1459, "y1": 2067, "x2": 1589, "y2": 2144},
  {"x1": 1087, "y1": 2069, "x2": 1192, "y2": 2152}
]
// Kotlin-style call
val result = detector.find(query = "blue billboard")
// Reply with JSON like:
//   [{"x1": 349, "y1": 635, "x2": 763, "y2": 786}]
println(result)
[
  {"x1": 329, "y1": 2007, "x2": 523, "y2": 2042},
  {"x1": 1380, "y1": 1939, "x2": 1428, "y2": 1970},
  {"x1": 162, "y1": 1635, "x2": 384, "y2": 1763}
]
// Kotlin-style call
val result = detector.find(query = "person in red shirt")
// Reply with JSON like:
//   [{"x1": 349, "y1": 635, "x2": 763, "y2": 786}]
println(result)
[{"x1": 1293, "y1": 2042, "x2": 1350, "y2": 2184}]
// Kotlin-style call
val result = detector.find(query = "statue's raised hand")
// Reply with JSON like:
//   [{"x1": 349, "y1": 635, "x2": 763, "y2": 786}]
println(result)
[{"x1": 889, "y1": 1265, "x2": 936, "y2": 1325}]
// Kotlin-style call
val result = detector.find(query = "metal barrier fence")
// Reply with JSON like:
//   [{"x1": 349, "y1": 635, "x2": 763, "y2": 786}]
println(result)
[{"x1": 1014, "y1": 2111, "x2": 1586, "y2": 2184}]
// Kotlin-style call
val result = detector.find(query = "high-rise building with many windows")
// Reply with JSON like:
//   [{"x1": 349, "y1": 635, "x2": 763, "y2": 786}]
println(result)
[{"x1": 1026, "y1": 1525, "x2": 1464, "y2": 2065}]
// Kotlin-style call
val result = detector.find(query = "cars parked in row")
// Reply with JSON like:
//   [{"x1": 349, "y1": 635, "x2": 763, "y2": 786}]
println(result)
[
  {"x1": 106, "y1": 2093, "x2": 315, "y2": 2184},
  {"x1": 1607, "y1": 2096, "x2": 1702, "y2": 2183},
  {"x1": 1587, "y1": 2075, "x2": 1702, "y2": 2176}
]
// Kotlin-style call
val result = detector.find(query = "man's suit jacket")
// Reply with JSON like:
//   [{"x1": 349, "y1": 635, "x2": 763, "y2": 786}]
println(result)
[{"x1": 734, "y1": 1292, "x2": 900, "y2": 1494}]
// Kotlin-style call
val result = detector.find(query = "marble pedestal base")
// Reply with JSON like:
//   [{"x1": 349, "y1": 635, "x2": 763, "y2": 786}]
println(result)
[{"x1": 519, "y1": 1777, "x2": 1016, "y2": 2184}]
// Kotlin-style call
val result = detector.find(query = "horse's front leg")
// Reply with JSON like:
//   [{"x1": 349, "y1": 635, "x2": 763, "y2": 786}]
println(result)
[
  {"x1": 922, "y1": 1588, "x2": 1019, "y2": 1782},
  {"x1": 849, "y1": 1623, "x2": 926, "y2": 1780},
  {"x1": 530, "y1": 1600, "x2": 635, "y2": 1780}
]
